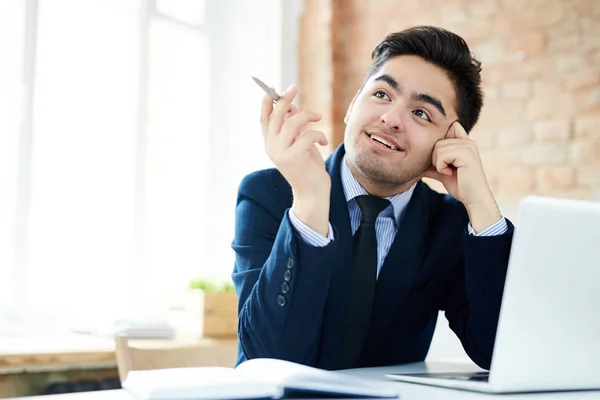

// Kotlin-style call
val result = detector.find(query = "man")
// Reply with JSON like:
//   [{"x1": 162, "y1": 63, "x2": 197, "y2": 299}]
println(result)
[{"x1": 231, "y1": 26, "x2": 513, "y2": 371}]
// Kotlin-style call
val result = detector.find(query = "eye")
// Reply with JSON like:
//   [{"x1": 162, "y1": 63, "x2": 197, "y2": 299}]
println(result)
[
  {"x1": 373, "y1": 90, "x2": 390, "y2": 100},
  {"x1": 413, "y1": 109, "x2": 431, "y2": 122}
]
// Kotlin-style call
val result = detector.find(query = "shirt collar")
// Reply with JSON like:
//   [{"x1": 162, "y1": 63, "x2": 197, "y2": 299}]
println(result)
[{"x1": 341, "y1": 155, "x2": 417, "y2": 225}]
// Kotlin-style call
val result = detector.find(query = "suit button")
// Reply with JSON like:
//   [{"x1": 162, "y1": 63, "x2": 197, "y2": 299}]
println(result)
[
  {"x1": 277, "y1": 295, "x2": 286, "y2": 307},
  {"x1": 281, "y1": 282, "x2": 290, "y2": 294},
  {"x1": 287, "y1": 257, "x2": 294, "y2": 269},
  {"x1": 284, "y1": 269, "x2": 292, "y2": 282}
]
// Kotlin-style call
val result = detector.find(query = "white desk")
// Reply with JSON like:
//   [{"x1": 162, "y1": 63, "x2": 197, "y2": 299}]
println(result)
[{"x1": 9, "y1": 360, "x2": 600, "y2": 399}]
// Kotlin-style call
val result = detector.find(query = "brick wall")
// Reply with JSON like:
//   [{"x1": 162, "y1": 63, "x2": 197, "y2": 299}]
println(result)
[{"x1": 299, "y1": 0, "x2": 600, "y2": 213}]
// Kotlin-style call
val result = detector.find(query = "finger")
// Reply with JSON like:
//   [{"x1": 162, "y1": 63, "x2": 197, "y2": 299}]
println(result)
[
  {"x1": 422, "y1": 165, "x2": 445, "y2": 182},
  {"x1": 268, "y1": 84, "x2": 299, "y2": 136},
  {"x1": 260, "y1": 93, "x2": 275, "y2": 141},
  {"x1": 434, "y1": 149, "x2": 457, "y2": 176},
  {"x1": 291, "y1": 129, "x2": 328, "y2": 151},
  {"x1": 445, "y1": 121, "x2": 469, "y2": 140},
  {"x1": 433, "y1": 138, "x2": 466, "y2": 152},
  {"x1": 278, "y1": 110, "x2": 322, "y2": 147},
  {"x1": 436, "y1": 140, "x2": 478, "y2": 167},
  {"x1": 284, "y1": 104, "x2": 299, "y2": 121}
]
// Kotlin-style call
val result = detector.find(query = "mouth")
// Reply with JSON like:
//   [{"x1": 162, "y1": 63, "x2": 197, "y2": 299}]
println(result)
[{"x1": 364, "y1": 131, "x2": 404, "y2": 152}]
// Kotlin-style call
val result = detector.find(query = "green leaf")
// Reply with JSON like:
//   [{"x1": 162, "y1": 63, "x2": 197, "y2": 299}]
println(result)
[{"x1": 189, "y1": 278, "x2": 235, "y2": 293}]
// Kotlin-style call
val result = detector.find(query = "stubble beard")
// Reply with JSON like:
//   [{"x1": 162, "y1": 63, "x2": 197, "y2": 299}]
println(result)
[{"x1": 348, "y1": 149, "x2": 421, "y2": 189}]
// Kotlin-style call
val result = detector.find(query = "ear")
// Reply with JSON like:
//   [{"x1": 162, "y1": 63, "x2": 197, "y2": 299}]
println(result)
[{"x1": 344, "y1": 90, "x2": 360, "y2": 124}]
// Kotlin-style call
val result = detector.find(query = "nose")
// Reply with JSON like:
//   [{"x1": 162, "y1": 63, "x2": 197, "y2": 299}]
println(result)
[{"x1": 380, "y1": 109, "x2": 404, "y2": 132}]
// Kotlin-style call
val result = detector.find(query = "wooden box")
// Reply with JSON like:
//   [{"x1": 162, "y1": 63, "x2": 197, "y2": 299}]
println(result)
[{"x1": 200, "y1": 292, "x2": 238, "y2": 338}]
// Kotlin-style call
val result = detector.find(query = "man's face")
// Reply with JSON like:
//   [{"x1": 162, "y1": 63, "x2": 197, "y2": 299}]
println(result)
[{"x1": 344, "y1": 55, "x2": 459, "y2": 187}]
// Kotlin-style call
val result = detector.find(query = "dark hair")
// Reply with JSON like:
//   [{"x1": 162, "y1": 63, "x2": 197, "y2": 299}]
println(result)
[{"x1": 364, "y1": 26, "x2": 483, "y2": 133}]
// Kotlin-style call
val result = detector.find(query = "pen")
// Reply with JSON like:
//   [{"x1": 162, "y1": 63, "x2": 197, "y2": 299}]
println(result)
[{"x1": 252, "y1": 76, "x2": 281, "y2": 103}]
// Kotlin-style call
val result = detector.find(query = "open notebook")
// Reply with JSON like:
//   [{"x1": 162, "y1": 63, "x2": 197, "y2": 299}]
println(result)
[{"x1": 122, "y1": 358, "x2": 399, "y2": 399}]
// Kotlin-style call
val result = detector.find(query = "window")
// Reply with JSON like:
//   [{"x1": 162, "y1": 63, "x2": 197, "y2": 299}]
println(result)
[
  {"x1": 0, "y1": 0, "x2": 295, "y2": 332},
  {"x1": 25, "y1": 0, "x2": 141, "y2": 324},
  {"x1": 0, "y1": 0, "x2": 26, "y2": 321},
  {"x1": 143, "y1": 5, "x2": 210, "y2": 302}
]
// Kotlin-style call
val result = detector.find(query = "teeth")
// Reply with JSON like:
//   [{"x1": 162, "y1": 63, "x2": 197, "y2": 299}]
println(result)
[{"x1": 371, "y1": 135, "x2": 397, "y2": 150}]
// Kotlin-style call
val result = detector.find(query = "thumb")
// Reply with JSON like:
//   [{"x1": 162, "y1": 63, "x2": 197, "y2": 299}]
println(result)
[{"x1": 422, "y1": 165, "x2": 445, "y2": 182}]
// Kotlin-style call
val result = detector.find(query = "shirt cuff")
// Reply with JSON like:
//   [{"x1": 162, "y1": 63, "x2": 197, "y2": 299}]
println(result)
[
  {"x1": 467, "y1": 217, "x2": 508, "y2": 237},
  {"x1": 288, "y1": 209, "x2": 334, "y2": 247}
]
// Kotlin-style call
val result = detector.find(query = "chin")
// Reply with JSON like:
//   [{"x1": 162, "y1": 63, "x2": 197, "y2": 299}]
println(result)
[
  {"x1": 352, "y1": 154, "x2": 396, "y2": 183},
  {"x1": 352, "y1": 153, "x2": 424, "y2": 187}
]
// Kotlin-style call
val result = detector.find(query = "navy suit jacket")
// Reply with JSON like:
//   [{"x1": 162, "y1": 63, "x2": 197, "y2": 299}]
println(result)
[{"x1": 231, "y1": 144, "x2": 513, "y2": 370}]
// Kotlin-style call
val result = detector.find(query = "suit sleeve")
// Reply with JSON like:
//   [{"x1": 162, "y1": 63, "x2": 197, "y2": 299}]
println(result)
[
  {"x1": 439, "y1": 219, "x2": 514, "y2": 370},
  {"x1": 231, "y1": 173, "x2": 341, "y2": 366}
]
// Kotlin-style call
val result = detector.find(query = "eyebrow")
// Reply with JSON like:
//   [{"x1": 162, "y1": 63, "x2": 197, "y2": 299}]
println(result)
[{"x1": 374, "y1": 74, "x2": 447, "y2": 117}]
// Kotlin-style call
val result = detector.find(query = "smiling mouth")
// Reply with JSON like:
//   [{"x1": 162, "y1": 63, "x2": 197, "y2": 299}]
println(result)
[{"x1": 366, "y1": 132, "x2": 403, "y2": 151}]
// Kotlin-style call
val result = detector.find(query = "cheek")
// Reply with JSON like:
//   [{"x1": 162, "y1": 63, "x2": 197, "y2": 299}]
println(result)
[
  {"x1": 348, "y1": 100, "x2": 385, "y2": 126},
  {"x1": 405, "y1": 124, "x2": 438, "y2": 159}
]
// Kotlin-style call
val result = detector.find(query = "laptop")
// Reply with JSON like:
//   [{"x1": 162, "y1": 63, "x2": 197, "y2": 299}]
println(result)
[{"x1": 386, "y1": 195, "x2": 600, "y2": 393}]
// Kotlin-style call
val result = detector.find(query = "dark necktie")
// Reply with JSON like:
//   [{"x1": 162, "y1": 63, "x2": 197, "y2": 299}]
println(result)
[{"x1": 337, "y1": 195, "x2": 391, "y2": 368}]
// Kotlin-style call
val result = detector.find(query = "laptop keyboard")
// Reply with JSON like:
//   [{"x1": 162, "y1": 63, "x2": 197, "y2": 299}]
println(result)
[
  {"x1": 464, "y1": 373, "x2": 489, "y2": 382},
  {"x1": 437, "y1": 372, "x2": 490, "y2": 382},
  {"x1": 401, "y1": 372, "x2": 490, "y2": 382}
]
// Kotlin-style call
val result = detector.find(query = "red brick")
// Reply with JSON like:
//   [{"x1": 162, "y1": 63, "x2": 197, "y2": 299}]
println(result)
[
  {"x1": 590, "y1": 50, "x2": 600, "y2": 71},
  {"x1": 580, "y1": 16, "x2": 600, "y2": 36},
  {"x1": 532, "y1": 0, "x2": 565, "y2": 26},
  {"x1": 473, "y1": 40, "x2": 510, "y2": 65},
  {"x1": 521, "y1": 143, "x2": 569, "y2": 165},
  {"x1": 534, "y1": 166, "x2": 576, "y2": 191},
  {"x1": 494, "y1": 2, "x2": 564, "y2": 35},
  {"x1": 483, "y1": 57, "x2": 555, "y2": 86},
  {"x1": 481, "y1": 149, "x2": 522, "y2": 171},
  {"x1": 467, "y1": 0, "x2": 500, "y2": 18},
  {"x1": 535, "y1": 188, "x2": 596, "y2": 200},
  {"x1": 453, "y1": 19, "x2": 494, "y2": 44},
  {"x1": 547, "y1": 22, "x2": 580, "y2": 53},
  {"x1": 499, "y1": 0, "x2": 528, "y2": 10},
  {"x1": 499, "y1": 81, "x2": 530, "y2": 99},
  {"x1": 572, "y1": 0, "x2": 598, "y2": 18},
  {"x1": 574, "y1": 113, "x2": 600, "y2": 138},
  {"x1": 532, "y1": 80, "x2": 563, "y2": 97},
  {"x1": 301, "y1": 0, "x2": 599, "y2": 206},
  {"x1": 548, "y1": 32, "x2": 580, "y2": 53},
  {"x1": 533, "y1": 118, "x2": 572, "y2": 141},
  {"x1": 481, "y1": 151, "x2": 523, "y2": 194},
  {"x1": 478, "y1": 99, "x2": 526, "y2": 131},
  {"x1": 562, "y1": 69, "x2": 600, "y2": 91},
  {"x1": 469, "y1": 125, "x2": 495, "y2": 148},
  {"x1": 573, "y1": 88, "x2": 600, "y2": 112},
  {"x1": 507, "y1": 32, "x2": 546, "y2": 55},
  {"x1": 555, "y1": 55, "x2": 588, "y2": 74},
  {"x1": 405, "y1": 10, "x2": 442, "y2": 28},
  {"x1": 582, "y1": 33, "x2": 600, "y2": 53},
  {"x1": 569, "y1": 140, "x2": 600, "y2": 162},
  {"x1": 484, "y1": 85, "x2": 500, "y2": 100},
  {"x1": 496, "y1": 125, "x2": 533, "y2": 147},
  {"x1": 497, "y1": 167, "x2": 535, "y2": 193},
  {"x1": 577, "y1": 165, "x2": 600, "y2": 188},
  {"x1": 527, "y1": 94, "x2": 573, "y2": 119},
  {"x1": 440, "y1": 4, "x2": 469, "y2": 25}
]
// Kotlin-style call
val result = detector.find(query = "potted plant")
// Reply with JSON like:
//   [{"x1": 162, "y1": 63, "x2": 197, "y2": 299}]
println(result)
[{"x1": 188, "y1": 278, "x2": 238, "y2": 338}]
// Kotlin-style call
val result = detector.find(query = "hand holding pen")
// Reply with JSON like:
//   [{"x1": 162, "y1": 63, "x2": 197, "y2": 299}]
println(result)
[
  {"x1": 252, "y1": 76, "x2": 331, "y2": 237},
  {"x1": 252, "y1": 76, "x2": 298, "y2": 118}
]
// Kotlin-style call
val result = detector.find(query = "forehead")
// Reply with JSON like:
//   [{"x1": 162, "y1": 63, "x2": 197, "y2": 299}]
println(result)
[{"x1": 367, "y1": 55, "x2": 458, "y2": 117}]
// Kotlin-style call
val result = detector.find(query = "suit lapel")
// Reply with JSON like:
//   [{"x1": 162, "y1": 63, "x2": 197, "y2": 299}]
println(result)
[
  {"x1": 317, "y1": 145, "x2": 355, "y2": 369},
  {"x1": 360, "y1": 181, "x2": 432, "y2": 361}
]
